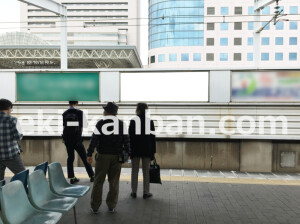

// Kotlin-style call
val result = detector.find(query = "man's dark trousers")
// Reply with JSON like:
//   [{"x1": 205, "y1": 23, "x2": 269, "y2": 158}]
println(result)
[
  {"x1": 65, "y1": 141, "x2": 94, "y2": 178},
  {"x1": 0, "y1": 154, "x2": 25, "y2": 181}
]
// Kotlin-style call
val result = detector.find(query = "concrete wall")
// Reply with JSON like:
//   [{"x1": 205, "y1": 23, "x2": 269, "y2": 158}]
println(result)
[
  {"x1": 19, "y1": 138, "x2": 300, "y2": 172},
  {"x1": 19, "y1": 138, "x2": 240, "y2": 170},
  {"x1": 154, "y1": 141, "x2": 239, "y2": 170},
  {"x1": 240, "y1": 141, "x2": 273, "y2": 172}
]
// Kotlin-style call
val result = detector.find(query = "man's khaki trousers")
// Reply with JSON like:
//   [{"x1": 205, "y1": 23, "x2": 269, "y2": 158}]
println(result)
[{"x1": 90, "y1": 153, "x2": 122, "y2": 210}]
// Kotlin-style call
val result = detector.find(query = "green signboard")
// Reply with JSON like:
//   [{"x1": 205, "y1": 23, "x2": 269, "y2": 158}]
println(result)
[{"x1": 17, "y1": 73, "x2": 99, "y2": 101}]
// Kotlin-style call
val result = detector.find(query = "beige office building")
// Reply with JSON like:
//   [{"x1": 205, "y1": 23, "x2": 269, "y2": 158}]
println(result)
[{"x1": 20, "y1": 0, "x2": 140, "y2": 53}]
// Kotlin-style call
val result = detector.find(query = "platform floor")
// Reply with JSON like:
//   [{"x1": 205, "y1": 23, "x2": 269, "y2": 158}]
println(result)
[{"x1": 4, "y1": 168, "x2": 300, "y2": 224}]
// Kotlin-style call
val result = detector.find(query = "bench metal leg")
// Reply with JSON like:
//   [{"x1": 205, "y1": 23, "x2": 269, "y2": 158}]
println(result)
[{"x1": 73, "y1": 205, "x2": 78, "y2": 224}]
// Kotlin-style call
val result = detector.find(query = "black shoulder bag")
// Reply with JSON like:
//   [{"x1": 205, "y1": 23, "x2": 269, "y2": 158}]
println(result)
[{"x1": 149, "y1": 158, "x2": 162, "y2": 184}]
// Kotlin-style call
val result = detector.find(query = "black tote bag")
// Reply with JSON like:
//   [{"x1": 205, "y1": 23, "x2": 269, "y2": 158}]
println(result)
[{"x1": 149, "y1": 158, "x2": 162, "y2": 184}]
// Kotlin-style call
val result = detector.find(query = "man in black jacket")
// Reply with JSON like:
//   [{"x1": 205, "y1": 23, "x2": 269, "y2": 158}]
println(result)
[
  {"x1": 87, "y1": 102, "x2": 130, "y2": 213},
  {"x1": 62, "y1": 101, "x2": 94, "y2": 184}
]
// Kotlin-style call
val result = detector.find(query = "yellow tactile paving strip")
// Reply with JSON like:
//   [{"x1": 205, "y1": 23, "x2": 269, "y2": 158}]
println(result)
[
  {"x1": 5, "y1": 172, "x2": 300, "y2": 186},
  {"x1": 119, "y1": 175, "x2": 300, "y2": 186}
]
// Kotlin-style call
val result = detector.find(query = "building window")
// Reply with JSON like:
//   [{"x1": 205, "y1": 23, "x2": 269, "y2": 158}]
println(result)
[
  {"x1": 220, "y1": 53, "x2": 228, "y2": 61},
  {"x1": 207, "y1": 23, "x2": 215, "y2": 30},
  {"x1": 261, "y1": 37, "x2": 270, "y2": 45},
  {"x1": 248, "y1": 22, "x2": 254, "y2": 30},
  {"x1": 220, "y1": 23, "x2": 228, "y2": 30},
  {"x1": 275, "y1": 53, "x2": 283, "y2": 61},
  {"x1": 290, "y1": 22, "x2": 298, "y2": 30},
  {"x1": 289, "y1": 53, "x2": 297, "y2": 61},
  {"x1": 275, "y1": 37, "x2": 283, "y2": 45},
  {"x1": 248, "y1": 6, "x2": 254, "y2": 15},
  {"x1": 207, "y1": 38, "x2": 214, "y2": 46},
  {"x1": 276, "y1": 21, "x2": 284, "y2": 30},
  {"x1": 221, "y1": 7, "x2": 228, "y2": 15},
  {"x1": 234, "y1": 53, "x2": 241, "y2": 61},
  {"x1": 290, "y1": 6, "x2": 298, "y2": 14},
  {"x1": 235, "y1": 7, "x2": 242, "y2": 15},
  {"x1": 181, "y1": 53, "x2": 189, "y2": 61},
  {"x1": 193, "y1": 53, "x2": 201, "y2": 61},
  {"x1": 169, "y1": 54, "x2": 177, "y2": 62},
  {"x1": 150, "y1": 56, "x2": 155, "y2": 63},
  {"x1": 261, "y1": 53, "x2": 269, "y2": 61},
  {"x1": 158, "y1": 54, "x2": 165, "y2": 62},
  {"x1": 247, "y1": 53, "x2": 253, "y2": 61},
  {"x1": 289, "y1": 37, "x2": 297, "y2": 45},
  {"x1": 234, "y1": 22, "x2": 242, "y2": 30},
  {"x1": 262, "y1": 6, "x2": 270, "y2": 15},
  {"x1": 234, "y1": 38, "x2": 242, "y2": 45},
  {"x1": 207, "y1": 7, "x2": 215, "y2": 15},
  {"x1": 206, "y1": 53, "x2": 214, "y2": 61},
  {"x1": 220, "y1": 38, "x2": 228, "y2": 46},
  {"x1": 261, "y1": 22, "x2": 270, "y2": 30},
  {"x1": 149, "y1": 1, "x2": 205, "y2": 49},
  {"x1": 248, "y1": 37, "x2": 253, "y2": 46}
]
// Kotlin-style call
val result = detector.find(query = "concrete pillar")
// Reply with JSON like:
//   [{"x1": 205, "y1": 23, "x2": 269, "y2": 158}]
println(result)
[
  {"x1": 0, "y1": 72, "x2": 16, "y2": 102},
  {"x1": 209, "y1": 71, "x2": 231, "y2": 103},
  {"x1": 100, "y1": 72, "x2": 120, "y2": 102},
  {"x1": 240, "y1": 141, "x2": 272, "y2": 172}
]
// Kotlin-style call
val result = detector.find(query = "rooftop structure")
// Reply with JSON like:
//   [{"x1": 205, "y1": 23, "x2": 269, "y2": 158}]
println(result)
[{"x1": 0, "y1": 32, "x2": 142, "y2": 69}]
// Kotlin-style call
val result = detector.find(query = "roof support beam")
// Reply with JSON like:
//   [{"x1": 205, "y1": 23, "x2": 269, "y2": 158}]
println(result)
[
  {"x1": 254, "y1": 0, "x2": 277, "y2": 11},
  {"x1": 18, "y1": 0, "x2": 67, "y2": 69},
  {"x1": 18, "y1": 0, "x2": 67, "y2": 16}
]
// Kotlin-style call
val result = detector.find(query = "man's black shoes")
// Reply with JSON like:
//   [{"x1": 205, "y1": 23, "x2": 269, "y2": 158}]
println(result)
[
  {"x1": 70, "y1": 177, "x2": 80, "y2": 184},
  {"x1": 90, "y1": 176, "x2": 95, "y2": 182},
  {"x1": 143, "y1": 193, "x2": 153, "y2": 199},
  {"x1": 130, "y1": 192, "x2": 137, "y2": 198},
  {"x1": 108, "y1": 208, "x2": 116, "y2": 213}
]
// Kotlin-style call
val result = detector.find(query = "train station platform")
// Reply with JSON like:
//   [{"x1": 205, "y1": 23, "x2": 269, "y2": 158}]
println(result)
[{"x1": 5, "y1": 167, "x2": 300, "y2": 224}]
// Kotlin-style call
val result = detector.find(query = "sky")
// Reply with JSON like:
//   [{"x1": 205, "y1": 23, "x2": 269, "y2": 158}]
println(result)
[{"x1": 0, "y1": 0, "x2": 149, "y2": 65}]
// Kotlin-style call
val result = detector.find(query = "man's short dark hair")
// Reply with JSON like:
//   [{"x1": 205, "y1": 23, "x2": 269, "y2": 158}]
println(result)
[
  {"x1": 136, "y1": 102, "x2": 148, "y2": 115},
  {"x1": 69, "y1": 101, "x2": 78, "y2": 105},
  {"x1": 0, "y1": 99, "x2": 13, "y2": 110}
]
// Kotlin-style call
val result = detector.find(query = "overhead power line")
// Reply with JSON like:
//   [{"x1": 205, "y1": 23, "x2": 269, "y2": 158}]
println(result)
[
  {"x1": 1, "y1": 19, "x2": 300, "y2": 30},
  {"x1": 0, "y1": 13, "x2": 299, "y2": 24}
]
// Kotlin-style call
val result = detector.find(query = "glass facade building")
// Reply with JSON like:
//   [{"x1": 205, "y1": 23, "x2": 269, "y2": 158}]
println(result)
[
  {"x1": 149, "y1": 0, "x2": 204, "y2": 49},
  {"x1": 148, "y1": 0, "x2": 300, "y2": 68}
]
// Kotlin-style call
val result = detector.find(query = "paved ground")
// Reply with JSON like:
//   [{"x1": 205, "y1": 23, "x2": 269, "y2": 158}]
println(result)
[{"x1": 5, "y1": 168, "x2": 300, "y2": 224}]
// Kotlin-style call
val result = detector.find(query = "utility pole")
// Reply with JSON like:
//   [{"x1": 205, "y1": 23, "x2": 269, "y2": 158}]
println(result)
[{"x1": 253, "y1": 0, "x2": 279, "y2": 68}]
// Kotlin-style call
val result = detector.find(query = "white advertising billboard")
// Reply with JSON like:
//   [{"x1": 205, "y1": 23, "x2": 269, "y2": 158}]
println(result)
[{"x1": 121, "y1": 72, "x2": 209, "y2": 102}]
